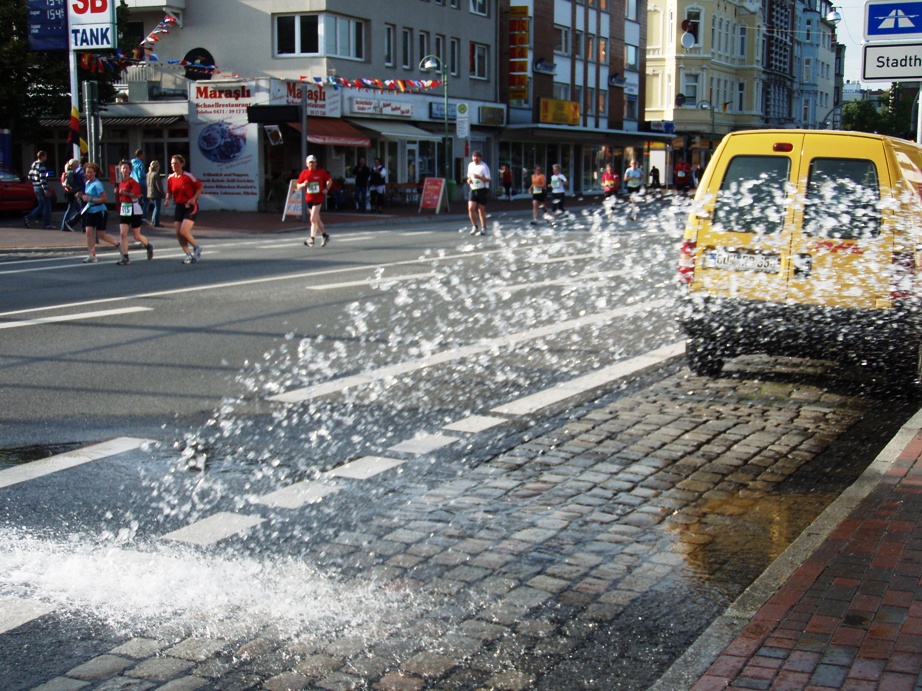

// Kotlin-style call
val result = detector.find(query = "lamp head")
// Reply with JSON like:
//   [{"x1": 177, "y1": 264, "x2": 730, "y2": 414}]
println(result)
[
  {"x1": 826, "y1": 9, "x2": 842, "y2": 25},
  {"x1": 422, "y1": 58, "x2": 439, "y2": 71}
]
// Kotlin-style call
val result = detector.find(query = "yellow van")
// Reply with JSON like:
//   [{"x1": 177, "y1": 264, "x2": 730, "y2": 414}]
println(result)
[{"x1": 678, "y1": 129, "x2": 922, "y2": 381}]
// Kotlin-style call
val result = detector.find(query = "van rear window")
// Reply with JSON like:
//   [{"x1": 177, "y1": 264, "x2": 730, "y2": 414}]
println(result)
[
  {"x1": 803, "y1": 158, "x2": 880, "y2": 239},
  {"x1": 712, "y1": 156, "x2": 790, "y2": 235}
]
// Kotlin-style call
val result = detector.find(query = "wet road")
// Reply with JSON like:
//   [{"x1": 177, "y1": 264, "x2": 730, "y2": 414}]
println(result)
[{"x1": 0, "y1": 204, "x2": 915, "y2": 689}]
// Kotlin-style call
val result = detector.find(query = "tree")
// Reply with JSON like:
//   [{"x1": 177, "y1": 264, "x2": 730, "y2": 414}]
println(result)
[{"x1": 841, "y1": 99, "x2": 886, "y2": 135}]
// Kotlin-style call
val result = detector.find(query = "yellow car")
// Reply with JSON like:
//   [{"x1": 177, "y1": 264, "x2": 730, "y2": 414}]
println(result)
[{"x1": 678, "y1": 129, "x2": 922, "y2": 381}]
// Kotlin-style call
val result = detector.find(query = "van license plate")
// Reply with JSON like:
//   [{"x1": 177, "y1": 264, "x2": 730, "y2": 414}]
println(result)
[{"x1": 703, "y1": 248, "x2": 782, "y2": 274}]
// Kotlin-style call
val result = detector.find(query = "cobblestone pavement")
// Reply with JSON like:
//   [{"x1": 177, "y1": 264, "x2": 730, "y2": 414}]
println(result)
[{"x1": 22, "y1": 355, "x2": 914, "y2": 691}]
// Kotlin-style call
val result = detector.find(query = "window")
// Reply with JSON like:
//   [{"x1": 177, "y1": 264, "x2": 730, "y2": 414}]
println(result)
[
  {"x1": 276, "y1": 14, "x2": 319, "y2": 55},
  {"x1": 739, "y1": 26, "x2": 746, "y2": 58},
  {"x1": 470, "y1": 0, "x2": 487, "y2": 16},
  {"x1": 626, "y1": 0, "x2": 637, "y2": 21},
  {"x1": 275, "y1": 14, "x2": 363, "y2": 59},
  {"x1": 450, "y1": 37, "x2": 460, "y2": 76},
  {"x1": 625, "y1": 95, "x2": 637, "y2": 120},
  {"x1": 553, "y1": 26, "x2": 570, "y2": 55},
  {"x1": 402, "y1": 28, "x2": 412, "y2": 69},
  {"x1": 587, "y1": 35, "x2": 595, "y2": 62},
  {"x1": 625, "y1": 44, "x2": 639, "y2": 70},
  {"x1": 450, "y1": 0, "x2": 458, "y2": 7},
  {"x1": 470, "y1": 42, "x2": 488, "y2": 79},
  {"x1": 553, "y1": 82, "x2": 569, "y2": 100},
  {"x1": 598, "y1": 37, "x2": 608, "y2": 63},
  {"x1": 684, "y1": 73, "x2": 699, "y2": 104},
  {"x1": 804, "y1": 159, "x2": 881, "y2": 239},
  {"x1": 385, "y1": 24, "x2": 395, "y2": 66},
  {"x1": 686, "y1": 9, "x2": 701, "y2": 43},
  {"x1": 737, "y1": 82, "x2": 744, "y2": 111},
  {"x1": 435, "y1": 34, "x2": 445, "y2": 65},
  {"x1": 597, "y1": 89, "x2": 607, "y2": 115},
  {"x1": 804, "y1": 57, "x2": 811, "y2": 82},
  {"x1": 586, "y1": 86, "x2": 595, "y2": 114},
  {"x1": 573, "y1": 85, "x2": 582, "y2": 109},
  {"x1": 713, "y1": 156, "x2": 791, "y2": 235},
  {"x1": 574, "y1": 31, "x2": 583, "y2": 58},
  {"x1": 419, "y1": 31, "x2": 430, "y2": 62}
]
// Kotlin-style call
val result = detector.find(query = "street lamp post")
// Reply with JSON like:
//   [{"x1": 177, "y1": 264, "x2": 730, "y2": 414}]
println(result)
[{"x1": 419, "y1": 55, "x2": 451, "y2": 183}]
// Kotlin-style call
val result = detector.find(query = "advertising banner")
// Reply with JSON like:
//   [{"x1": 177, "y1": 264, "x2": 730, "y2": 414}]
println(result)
[{"x1": 190, "y1": 80, "x2": 266, "y2": 211}]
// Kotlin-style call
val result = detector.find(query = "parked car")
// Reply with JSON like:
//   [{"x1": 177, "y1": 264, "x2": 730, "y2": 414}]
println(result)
[
  {"x1": 0, "y1": 163, "x2": 37, "y2": 213},
  {"x1": 678, "y1": 129, "x2": 922, "y2": 384}
]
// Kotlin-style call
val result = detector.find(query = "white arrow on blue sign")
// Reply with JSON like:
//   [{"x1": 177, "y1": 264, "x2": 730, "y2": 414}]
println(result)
[{"x1": 865, "y1": 1, "x2": 922, "y2": 40}]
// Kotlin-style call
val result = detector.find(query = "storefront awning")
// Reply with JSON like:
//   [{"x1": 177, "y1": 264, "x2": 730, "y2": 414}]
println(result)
[
  {"x1": 289, "y1": 118, "x2": 370, "y2": 147},
  {"x1": 41, "y1": 116, "x2": 185, "y2": 128},
  {"x1": 347, "y1": 118, "x2": 442, "y2": 141},
  {"x1": 503, "y1": 123, "x2": 673, "y2": 143}
]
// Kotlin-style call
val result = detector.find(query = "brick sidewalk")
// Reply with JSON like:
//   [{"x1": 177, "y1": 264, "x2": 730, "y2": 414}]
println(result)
[{"x1": 690, "y1": 423, "x2": 922, "y2": 690}]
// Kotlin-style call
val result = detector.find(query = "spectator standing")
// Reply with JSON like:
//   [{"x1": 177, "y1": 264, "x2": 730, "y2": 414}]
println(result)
[
  {"x1": 296, "y1": 154, "x2": 332, "y2": 247},
  {"x1": 649, "y1": 165, "x2": 661, "y2": 190},
  {"x1": 115, "y1": 159, "x2": 153, "y2": 264},
  {"x1": 548, "y1": 163, "x2": 568, "y2": 223},
  {"x1": 466, "y1": 150, "x2": 491, "y2": 235},
  {"x1": 530, "y1": 165, "x2": 547, "y2": 225},
  {"x1": 60, "y1": 158, "x2": 82, "y2": 232},
  {"x1": 146, "y1": 160, "x2": 164, "y2": 227},
  {"x1": 164, "y1": 154, "x2": 203, "y2": 264},
  {"x1": 78, "y1": 162, "x2": 120, "y2": 263},
  {"x1": 24, "y1": 150, "x2": 53, "y2": 229},
  {"x1": 369, "y1": 158, "x2": 387, "y2": 213},
  {"x1": 353, "y1": 156, "x2": 371, "y2": 212},
  {"x1": 130, "y1": 149, "x2": 148, "y2": 221},
  {"x1": 500, "y1": 164, "x2": 513, "y2": 200},
  {"x1": 674, "y1": 156, "x2": 693, "y2": 196}
]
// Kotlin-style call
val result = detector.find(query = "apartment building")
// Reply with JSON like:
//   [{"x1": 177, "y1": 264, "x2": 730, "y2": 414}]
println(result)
[{"x1": 645, "y1": 0, "x2": 840, "y2": 178}]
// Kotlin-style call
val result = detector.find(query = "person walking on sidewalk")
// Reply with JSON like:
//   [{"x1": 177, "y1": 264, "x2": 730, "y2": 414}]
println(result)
[
  {"x1": 78, "y1": 162, "x2": 120, "y2": 264},
  {"x1": 115, "y1": 160, "x2": 153, "y2": 265},
  {"x1": 530, "y1": 165, "x2": 547, "y2": 225},
  {"x1": 466, "y1": 150, "x2": 491, "y2": 235},
  {"x1": 146, "y1": 160, "x2": 164, "y2": 227},
  {"x1": 24, "y1": 150, "x2": 54, "y2": 229},
  {"x1": 164, "y1": 154, "x2": 203, "y2": 264},
  {"x1": 296, "y1": 154, "x2": 332, "y2": 247},
  {"x1": 353, "y1": 156, "x2": 370, "y2": 212},
  {"x1": 60, "y1": 158, "x2": 82, "y2": 232}
]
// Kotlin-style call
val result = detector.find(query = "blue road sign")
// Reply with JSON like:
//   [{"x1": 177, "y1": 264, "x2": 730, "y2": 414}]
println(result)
[{"x1": 866, "y1": 1, "x2": 922, "y2": 40}]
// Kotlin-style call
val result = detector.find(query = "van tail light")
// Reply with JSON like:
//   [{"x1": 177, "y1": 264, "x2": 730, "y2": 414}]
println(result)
[
  {"x1": 890, "y1": 251, "x2": 918, "y2": 301},
  {"x1": 679, "y1": 239, "x2": 697, "y2": 284}
]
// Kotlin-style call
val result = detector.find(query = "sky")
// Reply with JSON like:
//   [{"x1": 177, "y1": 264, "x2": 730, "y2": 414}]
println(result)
[{"x1": 837, "y1": 1, "x2": 874, "y2": 85}]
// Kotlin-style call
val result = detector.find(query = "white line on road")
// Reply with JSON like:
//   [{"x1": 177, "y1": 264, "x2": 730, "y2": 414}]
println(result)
[
  {"x1": 306, "y1": 273, "x2": 435, "y2": 290},
  {"x1": 0, "y1": 437, "x2": 155, "y2": 490},
  {"x1": 0, "y1": 598, "x2": 56, "y2": 635},
  {"x1": 388, "y1": 433, "x2": 460, "y2": 454},
  {"x1": 0, "y1": 306, "x2": 152, "y2": 330},
  {"x1": 325, "y1": 456, "x2": 405, "y2": 480},
  {"x1": 161, "y1": 512, "x2": 265, "y2": 545},
  {"x1": 268, "y1": 300, "x2": 671, "y2": 404}
]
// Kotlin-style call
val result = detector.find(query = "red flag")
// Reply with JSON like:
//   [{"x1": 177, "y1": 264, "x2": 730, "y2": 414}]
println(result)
[{"x1": 66, "y1": 105, "x2": 88, "y2": 154}]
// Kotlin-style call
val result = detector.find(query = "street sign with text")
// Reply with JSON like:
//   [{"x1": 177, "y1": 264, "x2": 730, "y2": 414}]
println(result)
[
  {"x1": 862, "y1": 41, "x2": 922, "y2": 80},
  {"x1": 67, "y1": 0, "x2": 116, "y2": 50}
]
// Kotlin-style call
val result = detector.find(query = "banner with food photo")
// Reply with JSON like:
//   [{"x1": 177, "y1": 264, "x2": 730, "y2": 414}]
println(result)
[{"x1": 189, "y1": 80, "x2": 266, "y2": 211}]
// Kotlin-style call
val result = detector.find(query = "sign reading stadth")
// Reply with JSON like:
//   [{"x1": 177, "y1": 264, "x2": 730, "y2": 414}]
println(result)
[
  {"x1": 862, "y1": 41, "x2": 922, "y2": 80},
  {"x1": 865, "y1": 1, "x2": 922, "y2": 40},
  {"x1": 67, "y1": 0, "x2": 117, "y2": 50}
]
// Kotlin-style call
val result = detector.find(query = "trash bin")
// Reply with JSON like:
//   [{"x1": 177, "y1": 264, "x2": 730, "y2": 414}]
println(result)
[{"x1": 447, "y1": 179, "x2": 457, "y2": 202}]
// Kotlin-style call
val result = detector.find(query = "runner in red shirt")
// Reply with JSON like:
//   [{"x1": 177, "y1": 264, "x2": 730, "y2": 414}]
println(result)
[
  {"x1": 164, "y1": 154, "x2": 203, "y2": 264},
  {"x1": 115, "y1": 160, "x2": 153, "y2": 264},
  {"x1": 296, "y1": 155, "x2": 332, "y2": 247}
]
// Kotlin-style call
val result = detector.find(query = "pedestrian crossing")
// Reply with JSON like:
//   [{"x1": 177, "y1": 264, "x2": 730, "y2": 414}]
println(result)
[{"x1": 0, "y1": 339, "x2": 685, "y2": 635}]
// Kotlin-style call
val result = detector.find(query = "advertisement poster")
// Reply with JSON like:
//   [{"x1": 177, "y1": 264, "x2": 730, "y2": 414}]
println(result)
[
  {"x1": 269, "y1": 79, "x2": 341, "y2": 118},
  {"x1": 189, "y1": 80, "x2": 266, "y2": 211}
]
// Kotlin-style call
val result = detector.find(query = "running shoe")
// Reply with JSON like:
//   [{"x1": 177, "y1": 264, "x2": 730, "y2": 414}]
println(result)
[
  {"x1": 22, "y1": 216, "x2": 31, "y2": 228},
  {"x1": 182, "y1": 253, "x2": 193, "y2": 264},
  {"x1": 478, "y1": 228, "x2": 486, "y2": 235},
  {"x1": 117, "y1": 255, "x2": 130, "y2": 265},
  {"x1": 470, "y1": 226, "x2": 479, "y2": 235},
  {"x1": 146, "y1": 243, "x2": 154, "y2": 260},
  {"x1": 83, "y1": 255, "x2": 97, "y2": 263},
  {"x1": 193, "y1": 245, "x2": 202, "y2": 262},
  {"x1": 321, "y1": 233, "x2": 330, "y2": 247},
  {"x1": 304, "y1": 237, "x2": 315, "y2": 247}
]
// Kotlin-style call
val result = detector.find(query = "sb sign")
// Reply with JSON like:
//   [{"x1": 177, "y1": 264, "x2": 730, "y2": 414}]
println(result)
[{"x1": 68, "y1": 0, "x2": 116, "y2": 50}]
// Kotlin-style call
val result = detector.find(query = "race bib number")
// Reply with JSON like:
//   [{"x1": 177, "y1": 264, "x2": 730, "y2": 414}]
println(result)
[
  {"x1": 307, "y1": 182, "x2": 321, "y2": 194},
  {"x1": 120, "y1": 202, "x2": 133, "y2": 215}
]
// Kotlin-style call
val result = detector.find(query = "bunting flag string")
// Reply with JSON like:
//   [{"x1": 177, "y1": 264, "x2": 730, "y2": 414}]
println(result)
[{"x1": 299, "y1": 75, "x2": 443, "y2": 93}]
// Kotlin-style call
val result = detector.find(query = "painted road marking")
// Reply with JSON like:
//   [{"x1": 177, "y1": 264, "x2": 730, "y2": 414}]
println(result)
[
  {"x1": 0, "y1": 437, "x2": 155, "y2": 489},
  {"x1": 0, "y1": 306, "x2": 152, "y2": 330},
  {"x1": 307, "y1": 273, "x2": 434, "y2": 290},
  {"x1": 268, "y1": 301, "x2": 671, "y2": 404},
  {"x1": 255, "y1": 481, "x2": 341, "y2": 509},
  {"x1": 443, "y1": 415, "x2": 508, "y2": 433},
  {"x1": 490, "y1": 341, "x2": 685, "y2": 416},
  {"x1": 161, "y1": 512, "x2": 265, "y2": 545},
  {"x1": 325, "y1": 456, "x2": 405, "y2": 480},
  {"x1": 388, "y1": 433, "x2": 460, "y2": 454},
  {"x1": 0, "y1": 598, "x2": 56, "y2": 635}
]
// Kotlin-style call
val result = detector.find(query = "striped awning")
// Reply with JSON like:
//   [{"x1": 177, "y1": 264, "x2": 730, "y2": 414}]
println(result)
[{"x1": 41, "y1": 116, "x2": 186, "y2": 128}]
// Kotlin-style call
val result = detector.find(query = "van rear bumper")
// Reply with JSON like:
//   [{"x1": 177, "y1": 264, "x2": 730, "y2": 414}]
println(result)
[{"x1": 678, "y1": 295, "x2": 922, "y2": 365}]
